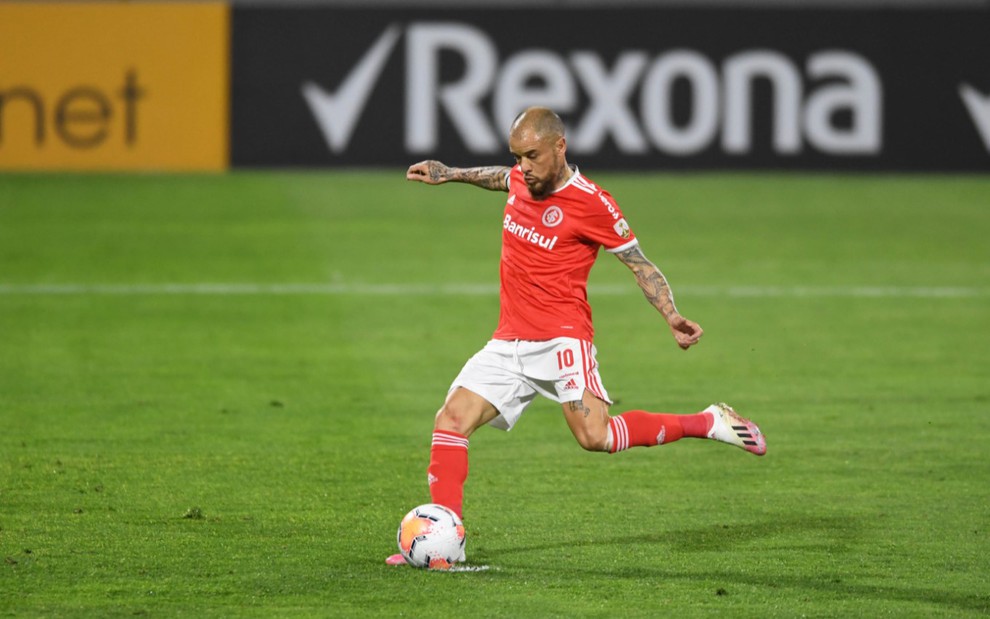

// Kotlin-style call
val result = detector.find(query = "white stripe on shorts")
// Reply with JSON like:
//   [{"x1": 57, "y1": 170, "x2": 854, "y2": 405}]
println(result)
[{"x1": 581, "y1": 340, "x2": 606, "y2": 401}]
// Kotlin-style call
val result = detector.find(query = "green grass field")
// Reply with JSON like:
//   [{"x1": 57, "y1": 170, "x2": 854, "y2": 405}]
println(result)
[{"x1": 1, "y1": 171, "x2": 988, "y2": 617}]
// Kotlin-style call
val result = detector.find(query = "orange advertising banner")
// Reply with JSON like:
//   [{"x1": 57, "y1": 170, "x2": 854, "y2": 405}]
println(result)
[{"x1": 0, "y1": 2, "x2": 229, "y2": 171}]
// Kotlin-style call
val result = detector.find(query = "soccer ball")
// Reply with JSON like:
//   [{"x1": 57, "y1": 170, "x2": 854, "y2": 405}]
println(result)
[{"x1": 396, "y1": 503, "x2": 465, "y2": 570}]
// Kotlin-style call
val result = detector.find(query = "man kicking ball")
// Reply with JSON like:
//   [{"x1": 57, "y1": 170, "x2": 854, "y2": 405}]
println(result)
[{"x1": 388, "y1": 107, "x2": 766, "y2": 566}]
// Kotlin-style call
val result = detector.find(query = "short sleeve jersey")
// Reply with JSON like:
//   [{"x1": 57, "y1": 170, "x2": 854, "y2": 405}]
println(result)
[{"x1": 493, "y1": 164, "x2": 638, "y2": 342}]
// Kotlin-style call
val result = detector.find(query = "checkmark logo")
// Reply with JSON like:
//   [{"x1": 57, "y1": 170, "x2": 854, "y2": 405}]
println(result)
[
  {"x1": 302, "y1": 25, "x2": 401, "y2": 153},
  {"x1": 960, "y1": 83, "x2": 990, "y2": 154}
]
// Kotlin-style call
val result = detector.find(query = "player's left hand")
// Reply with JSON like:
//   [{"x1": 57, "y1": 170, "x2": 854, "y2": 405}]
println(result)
[{"x1": 668, "y1": 315, "x2": 703, "y2": 350}]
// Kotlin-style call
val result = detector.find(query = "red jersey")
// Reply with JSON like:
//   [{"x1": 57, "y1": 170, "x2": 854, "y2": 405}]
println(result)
[{"x1": 492, "y1": 165, "x2": 638, "y2": 342}]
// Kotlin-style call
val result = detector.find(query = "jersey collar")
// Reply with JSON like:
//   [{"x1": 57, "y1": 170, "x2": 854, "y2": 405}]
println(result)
[{"x1": 550, "y1": 164, "x2": 580, "y2": 195}]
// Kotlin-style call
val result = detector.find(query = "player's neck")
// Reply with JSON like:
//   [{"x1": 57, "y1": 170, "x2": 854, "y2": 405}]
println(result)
[{"x1": 552, "y1": 162, "x2": 573, "y2": 192}]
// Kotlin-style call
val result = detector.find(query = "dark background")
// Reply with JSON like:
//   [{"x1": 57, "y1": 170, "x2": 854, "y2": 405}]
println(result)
[{"x1": 231, "y1": 8, "x2": 990, "y2": 171}]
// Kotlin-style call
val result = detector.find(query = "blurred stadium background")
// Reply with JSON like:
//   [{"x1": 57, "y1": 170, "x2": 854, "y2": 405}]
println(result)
[{"x1": 1, "y1": 0, "x2": 988, "y2": 173}]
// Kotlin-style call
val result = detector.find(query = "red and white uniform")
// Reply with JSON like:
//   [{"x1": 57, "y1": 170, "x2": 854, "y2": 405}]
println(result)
[
  {"x1": 494, "y1": 164, "x2": 638, "y2": 342},
  {"x1": 449, "y1": 164, "x2": 638, "y2": 430}
]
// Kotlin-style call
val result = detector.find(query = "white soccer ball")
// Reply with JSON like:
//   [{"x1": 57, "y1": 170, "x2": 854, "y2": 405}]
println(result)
[{"x1": 396, "y1": 503, "x2": 465, "y2": 570}]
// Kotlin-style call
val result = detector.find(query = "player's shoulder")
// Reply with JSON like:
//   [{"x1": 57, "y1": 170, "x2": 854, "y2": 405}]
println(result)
[
  {"x1": 559, "y1": 167, "x2": 621, "y2": 211},
  {"x1": 551, "y1": 167, "x2": 591, "y2": 201},
  {"x1": 562, "y1": 166, "x2": 599, "y2": 194}
]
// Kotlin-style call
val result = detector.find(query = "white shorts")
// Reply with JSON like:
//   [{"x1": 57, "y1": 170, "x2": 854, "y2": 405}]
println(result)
[{"x1": 450, "y1": 337, "x2": 612, "y2": 431}]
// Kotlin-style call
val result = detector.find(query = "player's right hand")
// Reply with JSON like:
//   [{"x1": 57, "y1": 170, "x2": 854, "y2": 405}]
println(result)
[{"x1": 406, "y1": 160, "x2": 448, "y2": 184}]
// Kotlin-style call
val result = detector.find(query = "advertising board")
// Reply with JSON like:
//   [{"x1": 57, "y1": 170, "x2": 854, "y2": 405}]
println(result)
[
  {"x1": 231, "y1": 8, "x2": 990, "y2": 171},
  {"x1": 0, "y1": 3, "x2": 229, "y2": 171}
]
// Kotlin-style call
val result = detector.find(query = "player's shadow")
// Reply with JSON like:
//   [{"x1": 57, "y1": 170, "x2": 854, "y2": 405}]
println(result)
[
  {"x1": 496, "y1": 513, "x2": 853, "y2": 556},
  {"x1": 485, "y1": 514, "x2": 989, "y2": 614}
]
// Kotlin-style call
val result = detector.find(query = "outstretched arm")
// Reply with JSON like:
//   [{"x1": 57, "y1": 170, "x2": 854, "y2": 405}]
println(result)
[
  {"x1": 406, "y1": 160, "x2": 510, "y2": 192},
  {"x1": 614, "y1": 244, "x2": 703, "y2": 350}
]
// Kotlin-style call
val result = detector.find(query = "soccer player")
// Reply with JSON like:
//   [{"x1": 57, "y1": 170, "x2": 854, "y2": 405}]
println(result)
[{"x1": 387, "y1": 107, "x2": 765, "y2": 566}]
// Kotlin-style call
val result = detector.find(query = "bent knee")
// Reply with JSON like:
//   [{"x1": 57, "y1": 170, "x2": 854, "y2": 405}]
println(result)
[
  {"x1": 434, "y1": 405, "x2": 461, "y2": 433},
  {"x1": 574, "y1": 428, "x2": 609, "y2": 453},
  {"x1": 434, "y1": 401, "x2": 480, "y2": 436}
]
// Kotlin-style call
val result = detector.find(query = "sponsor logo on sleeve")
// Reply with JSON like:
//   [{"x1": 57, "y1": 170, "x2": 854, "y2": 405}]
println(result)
[{"x1": 613, "y1": 218, "x2": 631, "y2": 239}]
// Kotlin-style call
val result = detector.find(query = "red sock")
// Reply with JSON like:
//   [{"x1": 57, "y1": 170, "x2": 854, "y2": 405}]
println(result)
[
  {"x1": 608, "y1": 410, "x2": 713, "y2": 453},
  {"x1": 427, "y1": 430, "x2": 469, "y2": 518}
]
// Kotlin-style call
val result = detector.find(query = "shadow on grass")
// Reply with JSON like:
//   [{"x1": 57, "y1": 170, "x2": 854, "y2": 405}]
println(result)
[
  {"x1": 497, "y1": 514, "x2": 857, "y2": 555},
  {"x1": 484, "y1": 514, "x2": 989, "y2": 614}
]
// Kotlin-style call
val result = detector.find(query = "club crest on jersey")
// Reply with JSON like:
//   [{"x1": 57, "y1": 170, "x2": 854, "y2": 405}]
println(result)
[
  {"x1": 613, "y1": 218, "x2": 631, "y2": 239},
  {"x1": 542, "y1": 205, "x2": 564, "y2": 228}
]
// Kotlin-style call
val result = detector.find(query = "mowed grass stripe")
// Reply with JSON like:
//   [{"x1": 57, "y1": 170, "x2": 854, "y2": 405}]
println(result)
[
  {"x1": 0, "y1": 283, "x2": 986, "y2": 298},
  {"x1": 1, "y1": 172, "x2": 988, "y2": 617}
]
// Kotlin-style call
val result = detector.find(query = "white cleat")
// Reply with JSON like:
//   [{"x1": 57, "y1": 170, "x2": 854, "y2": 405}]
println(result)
[{"x1": 704, "y1": 403, "x2": 767, "y2": 456}]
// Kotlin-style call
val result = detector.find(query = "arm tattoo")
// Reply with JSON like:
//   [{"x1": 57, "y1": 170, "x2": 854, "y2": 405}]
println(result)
[
  {"x1": 451, "y1": 166, "x2": 511, "y2": 192},
  {"x1": 424, "y1": 160, "x2": 452, "y2": 184},
  {"x1": 615, "y1": 245, "x2": 678, "y2": 320},
  {"x1": 420, "y1": 161, "x2": 510, "y2": 192},
  {"x1": 567, "y1": 400, "x2": 592, "y2": 418}
]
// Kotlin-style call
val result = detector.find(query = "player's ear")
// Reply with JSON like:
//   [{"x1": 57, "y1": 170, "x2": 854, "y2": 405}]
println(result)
[{"x1": 556, "y1": 136, "x2": 567, "y2": 156}]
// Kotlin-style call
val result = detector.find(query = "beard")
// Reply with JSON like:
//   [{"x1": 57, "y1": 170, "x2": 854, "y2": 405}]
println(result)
[
  {"x1": 525, "y1": 176, "x2": 552, "y2": 199},
  {"x1": 524, "y1": 154, "x2": 562, "y2": 199}
]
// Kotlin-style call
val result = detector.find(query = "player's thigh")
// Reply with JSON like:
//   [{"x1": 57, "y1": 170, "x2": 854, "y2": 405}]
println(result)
[
  {"x1": 435, "y1": 387, "x2": 500, "y2": 437},
  {"x1": 560, "y1": 390, "x2": 611, "y2": 451}
]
